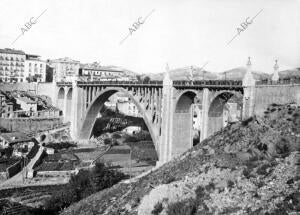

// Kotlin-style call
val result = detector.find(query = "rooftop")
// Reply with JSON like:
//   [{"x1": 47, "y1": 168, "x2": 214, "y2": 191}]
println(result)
[
  {"x1": 0, "y1": 132, "x2": 32, "y2": 144},
  {"x1": 26, "y1": 54, "x2": 43, "y2": 61},
  {"x1": 80, "y1": 64, "x2": 124, "y2": 73},
  {"x1": 16, "y1": 96, "x2": 37, "y2": 104},
  {"x1": 0, "y1": 48, "x2": 25, "y2": 55},
  {"x1": 50, "y1": 57, "x2": 80, "y2": 64}
]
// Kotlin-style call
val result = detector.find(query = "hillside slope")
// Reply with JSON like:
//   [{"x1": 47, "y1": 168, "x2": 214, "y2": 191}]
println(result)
[
  {"x1": 62, "y1": 103, "x2": 300, "y2": 215},
  {"x1": 144, "y1": 66, "x2": 218, "y2": 81},
  {"x1": 218, "y1": 67, "x2": 270, "y2": 80}
]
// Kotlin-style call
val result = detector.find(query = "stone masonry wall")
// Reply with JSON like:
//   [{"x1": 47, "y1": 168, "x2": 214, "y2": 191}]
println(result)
[
  {"x1": 0, "y1": 117, "x2": 63, "y2": 132},
  {"x1": 254, "y1": 85, "x2": 300, "y2": 116}
]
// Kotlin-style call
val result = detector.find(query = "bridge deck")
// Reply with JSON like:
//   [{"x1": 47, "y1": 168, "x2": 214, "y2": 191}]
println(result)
[
  {"x1": 57, "y1": 80, "x2": 244, "y2": 88},
  {"x1": 56, "y1": 77, "x2": 300, "y2": 88}
]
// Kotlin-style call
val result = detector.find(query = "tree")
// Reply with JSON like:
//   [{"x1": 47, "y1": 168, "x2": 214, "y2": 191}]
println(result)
[
  {"x1": 136, "y1": 75, "x2": 142, "y2": 82},
  {"x1": 143, "y1": 76, "x2": 150, "y2": 83}
]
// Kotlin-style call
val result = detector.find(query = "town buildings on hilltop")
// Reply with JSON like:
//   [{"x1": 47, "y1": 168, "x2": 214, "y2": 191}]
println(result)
[
  {"x1": 79, "y1": 62, "x2": 129, "y2": 81},
  {"x1": 0, "y1": 90, "x2": 61, "y2": 118},
  {"x1": 0, "y1": 49, "x2": 46, "y2": 83},
  {"x1": 0, "y1": 48, "x2": 137, "y2": 83},
  {"x1": 24, "y1": 54, "x2": 46, "y2": 82},
  {"x1": 0, "y1": 48, "x2": 26, "y2": 83},
  {"x1": 48, "y1": 57, "x2": 80, "y2": 82}
]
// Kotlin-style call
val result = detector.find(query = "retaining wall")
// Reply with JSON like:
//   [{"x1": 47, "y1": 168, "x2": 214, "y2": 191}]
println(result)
[{"x1": 0, "y1": 117, "x2": 63, "y2": 132}]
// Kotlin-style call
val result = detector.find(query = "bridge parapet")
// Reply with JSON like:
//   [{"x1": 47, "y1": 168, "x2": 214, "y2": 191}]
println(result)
[
  {"x1": 173, "y1": 80, "x2": 243, "y2": 89},
  {"x1": 56, "y1": 80, "x2": 244, "y2": 88},
  {"x1": 77, "y1": 80, "x2": 163, "y2": 87},
  {"x1": 57, "y1": 82, "x2": 72, "y2": 87},
  {"x1": 256, "y1": 77, "x2": 300, "y2": 85}
]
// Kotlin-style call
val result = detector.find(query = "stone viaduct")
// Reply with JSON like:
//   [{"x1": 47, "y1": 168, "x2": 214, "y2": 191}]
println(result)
[{"x1": 38, "y1": 60, "x2": 300, "y2": 164}]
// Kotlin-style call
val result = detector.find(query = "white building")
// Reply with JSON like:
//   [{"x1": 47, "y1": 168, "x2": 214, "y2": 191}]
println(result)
[
  {"x1": 0, "y1": 48, "x2": 26, "y2": 83},
  {"x1": 15, "y1": 97, "x2": 37, "y2": 113},
  {"x1": 122, "y1": 126, "x2": 141, "y2": 135},
  {"x1": 24, "y1": 54, "x2": 46, "y2": 82},
  {"x1": 117, "y1": 100, "x2": 140, "y2": 117},
  {"x1": 79, "y1": 63, "x2": 125, "y2": 81},
  {"x1": 49, "y1": 57, "x2": 80, "y2": 82}
]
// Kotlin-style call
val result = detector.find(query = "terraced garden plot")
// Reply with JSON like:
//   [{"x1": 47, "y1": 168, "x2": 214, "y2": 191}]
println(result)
[
  {"x1": 35, "y1": 161, "x2": 74, "y2": 171},
  {"x1": 0, "y1": 158, "x2": 21, "y2": 172},
  {"x1": 74, "y1": 148, "x2": 108, "y2": 162},
  {"x1": 126, "y1": 141, "x2": 158, "y2": 162}
]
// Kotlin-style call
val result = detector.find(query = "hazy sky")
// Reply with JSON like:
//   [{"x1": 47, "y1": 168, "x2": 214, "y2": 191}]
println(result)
[{"x1": 0, "y1": 0, "x2": 299, "y2": 74}]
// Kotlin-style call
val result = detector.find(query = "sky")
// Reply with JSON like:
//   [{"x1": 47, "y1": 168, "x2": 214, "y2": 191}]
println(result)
[{"x1": 0, "y1": 0, "x2": 299, "y2": 75}]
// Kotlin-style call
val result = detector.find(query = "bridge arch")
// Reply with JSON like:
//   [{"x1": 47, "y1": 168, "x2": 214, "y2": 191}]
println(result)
[
  {"x1": 57, "y1": 87, "x2": 65, "y2": 112},
  {"x1": 175, "y1": 89, "x2": 200, "y2": 112},
  {"x1": 171, "y1": 90, "x2": 198, "y2": 157},
  {"x1": 208, "y1": 91, "x2": 243, "y2": 136},
  {"x1": 79, "y1": 87, "x2": 158, "y2": 151}
]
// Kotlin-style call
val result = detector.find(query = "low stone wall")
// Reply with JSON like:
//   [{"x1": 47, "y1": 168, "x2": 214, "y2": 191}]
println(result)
[
  {"x1": 0, "y1": 172, "x2": 8, "y2": 181},
  {"x1": 36, "y1": 170, "x2": 77, "y2": 177},
  {"x1": 0, "y1": 83, "x2": 37, "y2": 92},
  {"x1": 0, "y1": 117, "x2": 63, "y2": 132},
  {"x1": 6, "y1": 157, "x2": 24, "y2": 178}
]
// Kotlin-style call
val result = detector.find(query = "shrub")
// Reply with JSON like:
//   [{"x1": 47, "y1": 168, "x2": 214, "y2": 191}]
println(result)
[
  {"x1": 152, "y1": 202, "x2": 163, "y2": 215},
  {"x1": 256, "y1": 163, "x2": 271, "y2": 175},
  {"x1": 162, "y1": 175, "x2": 176, "y2": 184},
  {"x1": 195, "y1": 186, "x2": 206, "y2": 201},
  {"x1": 0, "y1": 147, "x2": 13, "y2": 157},
  {"x1": 275, "y1": 138, "x2": 290, "y2": 157},
  {"x1": 104, "y1": 138, "x2": 112, "y2": 145},
  {"x1": 44, "y1": 162, "x2": 126, "y2": 213},
  {"x1": 204, "y1": 182, "x2": 215, "y2": 192},
  {"x1": 241, "y1": 117, "x2": 253, "y2": 126},
  {"x1": 46, "y1": 141, "x2": 76, "y2": 151},
  {"x1": 227, "y1": 180, "x2": 235, "y2": 189},
  {"x1": 166, "y1": 198, "x2": 197, "y2": 215},
  {"x1": 124, "y1": 135, "x2": 139, "y2": 143},
  {"x1": 112, "y1": 133, "x2": 122, "y2": 139}
]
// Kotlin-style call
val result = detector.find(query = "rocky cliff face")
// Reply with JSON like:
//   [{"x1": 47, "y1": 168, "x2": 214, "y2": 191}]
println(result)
[{"x1": 62, "y1": 103, "x2": 300, "y2": 215}]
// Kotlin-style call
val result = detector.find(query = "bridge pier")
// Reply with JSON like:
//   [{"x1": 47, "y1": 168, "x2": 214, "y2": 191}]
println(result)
[
  {"x1": 200, "y1": 88, "x2": 210, "y2": 141},
  {"x1": 159, "y1": 67, "x2": 174, "y2": 164}
]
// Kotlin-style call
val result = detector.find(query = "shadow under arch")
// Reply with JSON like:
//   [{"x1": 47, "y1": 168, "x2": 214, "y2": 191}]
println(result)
[
  {"x1": 78, "y1": 87, "x2": 159, "y2": 151},
  {"x1": 207, "y1": 91, "x2": 243, "y2": 137},
  {"x1": 171, "y1": 90, "x2": 198, "y2": 157},
  {"x1": 65, "y1": 88, "x2": 73, "y2": 122},
  {"x1": 175, "y1": 90, "x2": 198, "y2": 113},
  {"x1": 57, "y1": 87, "x2": 65, "y2": 111}
]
